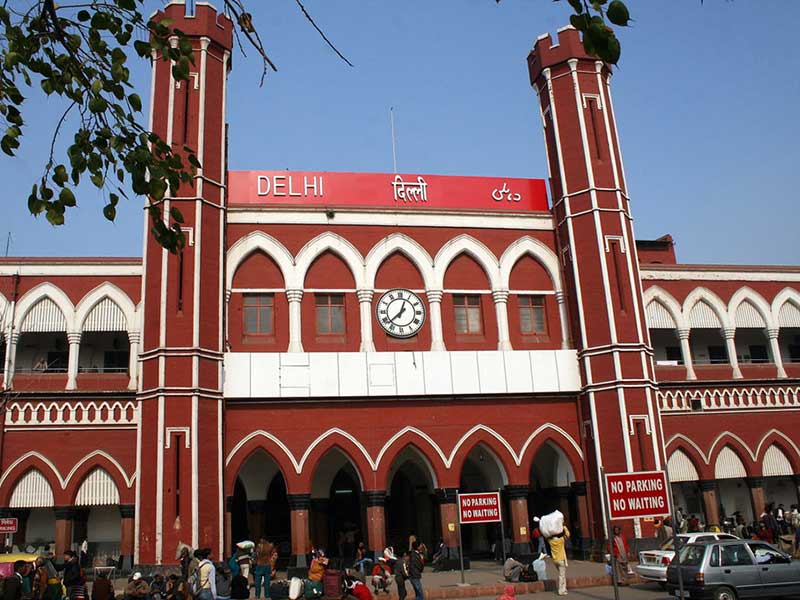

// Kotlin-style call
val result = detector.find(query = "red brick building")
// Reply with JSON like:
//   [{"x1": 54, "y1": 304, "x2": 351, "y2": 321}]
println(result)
[{"x1": 0, "y1": 3, "x2": 798, "y2": 568}]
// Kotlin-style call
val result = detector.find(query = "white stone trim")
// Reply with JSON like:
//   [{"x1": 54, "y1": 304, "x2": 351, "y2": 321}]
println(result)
[
  {"x1": 0, "y1": 264, "x2": 141, "y2": 277},
  {"x1": 14, "y1": 283, "x2": 75, "y2": 332},
  {"x1": 497, "y1": 235, "x2": 562, "y2": 293},
  {"x1": 432, "y1": 234, "x2": 500, "y2": 290},
  {"x1": 293, "y1": 232, "x2": 365, "y2": 289},
  {"x1": 641, "y1": 268, "x2": 800, "y2": 282},
  {"x1": 364, "y1": 233, "x2": 435, "y2": 290},
  {"x1": 74, "y1": 282, "x2": 137, "y2": 332},
  {"x1": 225, "y1": 230, "x2": 294, "y2": 291}
]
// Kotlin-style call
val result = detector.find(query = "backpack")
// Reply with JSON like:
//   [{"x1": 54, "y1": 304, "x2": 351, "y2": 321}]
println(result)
[{"x1": 188, "y1": 571, "x2": 202, "y2": 597}]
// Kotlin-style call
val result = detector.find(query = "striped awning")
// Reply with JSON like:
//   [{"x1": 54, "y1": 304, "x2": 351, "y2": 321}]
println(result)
[
  {"x1": 734, "y1": 302, "x2": 766, "y2": 328},
  {"x1": 75, "y1": 467, "x2": 120, "y2": 506},
  {"x1": 763, "y1": 445, "x2": 793, "y2": 477},
  {"x1": 83, "y1": 298, "x2": 127, "y2": 332},
  {"x1": 714, "y1": 447, "x2": 747, "y2": 479},
  {"x1": 688, "y1": 301, "x2": 721, "y2": 329},
  {"x1": 9, "y1": 469, "x2": 55, "y2": 508},
  {"x1": 646, "y1": 301, "x2": 676, "y2": 329},
  {"x1": 20, "y1": 298, "x2": 67, "y2": 332},
  {"x1": 667, "y1": 450, "x2": 699, "y2": 482},
  {"x1": 778, "y1": 302, "x2": 800, "y2": 328}
]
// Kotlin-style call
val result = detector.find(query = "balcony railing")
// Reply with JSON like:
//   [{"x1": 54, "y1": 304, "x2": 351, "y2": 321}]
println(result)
[{"x1": 657, "y1": 382, "x2": 800, "y2": 412}]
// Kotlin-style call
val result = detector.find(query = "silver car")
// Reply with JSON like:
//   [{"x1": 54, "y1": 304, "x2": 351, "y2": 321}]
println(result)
[
  {"x1": 637, "y1": 533, "x2": 739, "y2": 586},
  {"x1": 667, "y1": 539, "x2": 800, "y2": 600}
]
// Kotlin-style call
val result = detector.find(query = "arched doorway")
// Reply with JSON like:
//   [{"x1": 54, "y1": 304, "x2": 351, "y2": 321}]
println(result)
[
  {"x1": 73, "y1": 467, "x2": 122, "y2": 567},
  {"x1": 7, "y1": 468, "x2": 55, "y2": 553},
  {"x1": 459, "y1": 444, "x2": 507, "y2": 558},
  {"x1": 529, "y1": 442, "x2": 576, "y2": 530},
  {"x1": 385, "y1": 446, "x2": 438, "y2": 552},
  {"x1": 231, "y1": 450, "x2": 291, "y2": 556},
  {"x1": 310, "y1": 448, "x2": 364, "y2": 561}
]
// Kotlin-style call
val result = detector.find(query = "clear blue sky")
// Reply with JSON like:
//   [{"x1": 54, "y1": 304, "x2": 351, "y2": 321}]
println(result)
[{"x1": 1, "y1": 1, "x2": 797, "y2": 265}]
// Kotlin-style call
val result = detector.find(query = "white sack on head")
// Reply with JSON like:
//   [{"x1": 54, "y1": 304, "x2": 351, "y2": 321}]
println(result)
[{"x1": 538, "y1": 510, "x2": 564, "y2": 538}]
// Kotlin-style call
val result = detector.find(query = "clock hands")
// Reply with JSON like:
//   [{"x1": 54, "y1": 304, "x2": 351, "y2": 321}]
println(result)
[{"x1": 391, "y1": 302, "x2": 408, "y2": 322}]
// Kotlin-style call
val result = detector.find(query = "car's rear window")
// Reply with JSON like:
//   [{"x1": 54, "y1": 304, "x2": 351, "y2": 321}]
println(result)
[{"x1": 679, "y1": 544, "x2": 706, "y2": 566}]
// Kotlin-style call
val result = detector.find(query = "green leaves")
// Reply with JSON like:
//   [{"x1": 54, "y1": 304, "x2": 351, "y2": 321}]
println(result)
[
  {"x1": 0, "y1": 0, "x2": 201, "y2": 252},
  {"x1": 557, "y1": 0, "x2": 630, "y2": 65}
]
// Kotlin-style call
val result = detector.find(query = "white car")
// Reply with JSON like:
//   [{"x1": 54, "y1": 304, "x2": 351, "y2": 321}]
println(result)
[{"x1": 636, "y1": 532, "x2": 739, "y2": 586}]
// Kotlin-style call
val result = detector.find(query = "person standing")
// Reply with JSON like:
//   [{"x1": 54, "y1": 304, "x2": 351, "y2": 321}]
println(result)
[
  {"x1": 548, "y1": 526, "x2": 570, "y2": 596},
  {"x1": 3, "y1": 561, "x2": 29, "y2": 600},
  {"x1": 197, "y1": 549, "x2": 217, "y2": 600},
  {"x1": 394, "y1": 553, "x2": 409, "y2": 600},
  {"x1": 179, "y1": 547, "x2": 192, "y2": 582},
  {"x1": 62, "y1": 551, "x2": 85, "y2": 600},
  {"x1": 90, "y1": 571, "x2": 114, "y2": 600},
  {"x1": 408, "y1": 541, "x2": 425, "y2": 600},
  {"x1": 608, "y1": 526, "x2": 630, "y2": 586},
  {"x1": 253, "y1": 538, "x2": 272, "y2": 599}
]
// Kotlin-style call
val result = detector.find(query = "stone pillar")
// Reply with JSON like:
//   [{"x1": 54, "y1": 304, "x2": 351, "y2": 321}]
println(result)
[
  {"x1": 310, "y1": 499, "x2": 329, "y2": 552},
  {"x1": 119, "y1": 504, "x2": 135, "y2": 570},
  {"x1": 4, "y1": 332, "x2": 18, "y2": 389},
  {"x1": 699, "y1": 480, "x2": 720, "y2": 528},
  {"x1": 224, "y1": 496, "x2": 233, "y2": 558},
  {"x1": 746, "y1": 477, "x2": 767, "y2": 521},
  {"x1": 247, "y1": 500, "x2": 268, "y2": 540},
  {"x1": 365, "y1": 491, "x2": 387, "y2": 558},
  {"x1": 357, "y1": 290, "x2": 376, "y2": 352},
  {"x1": 677, "y1": 328, "x2": 696, "y2": 381},
  {"x1": 127, "y1": 331, "x2": 140, "y2": 391},
  {"x1": 286, "y1": 290, "x2": 304, "y2": 353},
  {"x1": 722, "y1": 328, "x2": 742, "y2": 379},
  {"x1": 54, "y1": 506, "x2": 75, "y2": 557},
  {"x1": 66, "y1": 332, "x2": 82, "y2": 390},
  {"x1": 571, "y1": 481, "x2": 591, "y2": 557},
  {"x1": 436, "y1": 488, "x2": 459, "y2": 557},
  {"x1": 555, "y1": 290, "x2": 570, "y2": 349},
  {"x1": 766, "y1": 328, "x2": 788, "y2": 378},
  {"x1": 492, "y1": 290, "x2": 513, "y2": 351},
  {"x1": 288, "y1": 494, "x2": 311, "y2": 567},
  {"x1": 426, "y1": 291, "x2": 446, "y2": 351},
  {"x1": 505, "y1": 485, "x2": 530, "y2": 556}
]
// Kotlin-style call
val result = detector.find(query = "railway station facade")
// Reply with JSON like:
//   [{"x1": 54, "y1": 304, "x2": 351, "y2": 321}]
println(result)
[{"x1": 0, "y1": 2, "x2": 799, "y2": 569}]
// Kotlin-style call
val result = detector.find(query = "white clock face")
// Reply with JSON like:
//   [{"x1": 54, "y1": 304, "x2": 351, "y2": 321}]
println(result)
[{"x1": 376, "y1": 289, "x2": 426, "y2": 338}]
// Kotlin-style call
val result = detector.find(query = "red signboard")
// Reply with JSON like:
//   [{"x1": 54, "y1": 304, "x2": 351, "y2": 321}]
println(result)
[
  {"x1": 228, "y1": 170, "x2": 549, "y2": 212},
  {"x1": 458, "y1": 492, "x2": 502, "y2": 524},
  {"x1": 605, "y1": 471, "x2": 670, "y2": 520},
  {"x1": 0, "y1": 518, "x2": 17, "y2": 534}
]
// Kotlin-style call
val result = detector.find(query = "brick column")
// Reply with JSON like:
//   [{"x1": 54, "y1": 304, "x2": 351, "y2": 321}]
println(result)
[
  {"x1": 436, "y1": 488, "x2": 459, "y2": 557},
  {"x1": 699, "y1": 480, "x2": 720, "y2": 528},
  {"x1": 224, "y1": 496, "x2": 233, "y2": 558},
  {"x1": 310, "y1": 499, "x2": 329, "y2": 552},
  {"x1": 119, "y1": 504, "x2": 135, "y2": 570},
  {"x1": 365, "y1": 491, "x2": 387, "y2": 558},
  {"x1": 288, "y1": 494, "x2": 311, "y2": 567},
  {"x1": 54, "y1": 506, "x2": 75, "y2": 557},
  {"x1": 571, "y1": 481, "x2": 591, "y2": 557},
  {"x1": 505, "y1": 485, "x2": 530, "y2": 556},
  {"x1": 746, "y1": 477, "x2": 767, "y2": 522}
]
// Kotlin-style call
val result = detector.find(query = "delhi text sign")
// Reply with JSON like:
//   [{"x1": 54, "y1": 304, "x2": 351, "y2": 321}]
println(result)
[
  {"x1": 605, "y1": 471, "x2": 670, "y2": 520},
  {"x1": 0, "y1": 518, "x2": 17, "y2": 534},
  {"x1": 458, "y1": 492, "x2": 502, "y2": 524}
]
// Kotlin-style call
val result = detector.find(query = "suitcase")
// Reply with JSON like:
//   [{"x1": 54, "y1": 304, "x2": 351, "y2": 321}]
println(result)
[
  {"x1": 271, "y1": 579, "x2": 291, "y2": 600},
  {"x1": 323, "y1": 569, "x2": 343, "y2": 599}
]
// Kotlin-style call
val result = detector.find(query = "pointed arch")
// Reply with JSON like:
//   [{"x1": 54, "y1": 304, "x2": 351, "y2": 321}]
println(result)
[
  {"x1": 755, "y1": 430, "x2": 800, "y2": 474},
  {"x1": 772, "y1": 287, "x2": 800, "y2": 328},
  {"x1": 73, "y1": 467, "x2": 121, "y2": 506},
  {"x1": 448, "y1": 429, "x2": 514, "y2": 486},
  {"x1": 714, "y1": 446, "x2": 748, "y2": 479},
  {"x1": 234, "y1": 448, "x2": 286, "y2": 501},
  {"x1": 729, "y1": 287, "x2": 773, "y2": 329},
  {"x1": 433, "y1": 234, "x2": 500, "y2": 290},
  {"x1": 683, "y1": 287, "x2": 729, "y2": 329},
  {"x1": 455, "y1": 441, "x2": 509, "y2": 489},
  {"x1": 226, "y1": 230, "x2": 295, "y2": 291},
  {"x1": 667, "y1": 449, "x2": 700, "y2": 482},
  {"x1": 63, "y1": 450, "x2": 134, "y2": 506},
  {"x1": 14, "y1": 283, "x2": 75, "y2": 332},
  {"x1": 309, "y1": 445, "x2": 367, "y2": 496},
  {"x1": 75, "y1": 282, "x2": 136, "y2": 333},
  {"x1": 498, "y1": 236, "x2": 562, "y2": 292},
  {"x1": 364, "y1": 234, "x2": 435, "y2": 290},
  {"x1": 0, "y1": 452, "x2": 64, "y2": 506},
  {"x1": 517, "y1": 424, "x2": 584, "y2": 479},
  {"x1": 707, "y1": 431, "x2": 757, "y2": 465},
  {"x1": 643, "y1": 286, "x2": 686, "y2": 330},
  {"x1": 294, "y1": 232, "x2": 365, "y2": 289},
  {"x1": 528, "y1": 440, "x2": 577, "y2": 488},
  {"x1": 380, "y1": 442, "x2": 440, "y2": 491},
  {"x1": 224, "y1": 436, "x2": 296, "y2": 496},
  {"x1": 8, "y1": 468, "x2": 55, "y2": 508}
]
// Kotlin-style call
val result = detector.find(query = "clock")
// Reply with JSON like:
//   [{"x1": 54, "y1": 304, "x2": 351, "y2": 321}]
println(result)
[{"x1": 376, "y1": 288, "x2": 426, "y2": 338}]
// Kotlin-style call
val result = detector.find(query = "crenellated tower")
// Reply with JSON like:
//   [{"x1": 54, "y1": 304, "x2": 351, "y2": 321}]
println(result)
[
  {"x1": 137, "y1": 2, "x2": 232, "y2": 564},
  {"x1": 528, "y1": 27, "x2": 666, "y2": 540}
]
